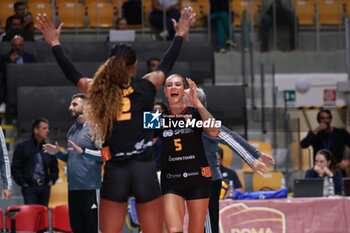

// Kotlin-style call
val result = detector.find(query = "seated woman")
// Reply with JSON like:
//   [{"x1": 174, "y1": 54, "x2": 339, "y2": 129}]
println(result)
[
  {"x1": 305, "y1": 149, "x2": 342, "y2": 195},
  {"x1": 150, "y1": 0, "x2": 181, "y2": 40}
]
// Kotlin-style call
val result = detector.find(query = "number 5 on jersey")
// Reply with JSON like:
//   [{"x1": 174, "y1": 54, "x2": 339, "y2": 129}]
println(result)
[
  {"x1": 117, "y1": 97, "x2": 131, "y2": 121},
  {"x1": 174, "y1": 138, "x2": 182, "y2": 151}
]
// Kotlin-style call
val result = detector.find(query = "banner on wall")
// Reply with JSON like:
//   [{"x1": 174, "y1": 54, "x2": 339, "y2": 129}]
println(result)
[
  {"x1": 219, "y1": 203, "x2": 286, "y2": 233},
  {"x1": 219, "y1": 198, "x2": 350, "y2": 233}
]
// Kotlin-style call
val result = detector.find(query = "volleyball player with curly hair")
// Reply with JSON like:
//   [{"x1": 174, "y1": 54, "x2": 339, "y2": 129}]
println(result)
[{"x1": 35, "y1": 8, "x2": 194, "y2": 233}]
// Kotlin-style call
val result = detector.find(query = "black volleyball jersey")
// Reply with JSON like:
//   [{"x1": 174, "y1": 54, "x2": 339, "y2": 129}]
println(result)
[
  {"x1": 158, "y1": 106, "x2": 212, "y2": 190},
  {"x1": 102, "y1": 78, "x2": 155, "y2": 161}
]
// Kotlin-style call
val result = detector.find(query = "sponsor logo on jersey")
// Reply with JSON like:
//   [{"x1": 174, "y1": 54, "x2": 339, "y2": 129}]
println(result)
[
  {"x1": 201, "y1": 166, "x2": 212, "y2": 178},
  {"x1": 166, "y1": 173, "x2": 182, "y2": 179},
  {"x1": 168, "y1": 155, "x2": 196, "y2": 162},
  {"x1": 162, "y1": 128, "x2": 194, "y2": 137},
  {"x1": 163, "y1": 129, "x2": 174, "y2": 137},
  {"x1": 143, "y1": 110, "x2": 162, "y2": 129},
  {"x1": 183, "y1": 172, "x2": 199, "y2": 178}
]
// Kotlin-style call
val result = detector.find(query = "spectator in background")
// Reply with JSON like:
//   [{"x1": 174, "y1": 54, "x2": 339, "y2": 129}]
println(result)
[
  {"x1": 217, "y1": 147, "x2": 242, "y2": 192},
  {"x1": 44, "y1": 93, "x2": 102, "y2": 233},
  {"x1": 11, "y1": 118, "x2": 59, "y2": 206},
  {"x1": 209, "y1": 0, "x2": 239, "y2": 53},
  {"x1": 0, "y1": 35, "x2": 35, "y2": 105},
  {"x1": 5, "y1": 1, "x2": 34, "y2": 36},
  {"x1": 115, "y1": 17, "x2": 128, "y2": 30},
  {"x1": 2, "y1": 15, "x2": 34, "y2": 41},
  {"x1": 0, "y1": 126, "x2": 12, "y2": 200},
  {"x1": 1, "y1": 35, "x2": 35, "y2": 66},
  {"x1": 259, "y1": 0, "x2": 297, "y2": 52},
  {"x1": 147, "y1": 57, "x2": 160, "y2": 73},
  {"x1": 300, "y1": 109, "x2": 350, "y2": 177},
  {"x1": 305, "y1": 149, "x2": 342, "y2": 195},
  {"x1": 150, "y1": 0, "x2": 181, "y2": 40},
  {"x1": 122, "y1": 0, "x2": 142, "y2": 25}
]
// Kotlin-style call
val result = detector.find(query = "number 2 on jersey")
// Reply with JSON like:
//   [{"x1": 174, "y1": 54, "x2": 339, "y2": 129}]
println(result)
[
  {"x1": 117, "y1": 97, "x2": 131, "y2": 121},
  {"x1": 174, "y1": 138, "x2": 182, "y2": 151}
]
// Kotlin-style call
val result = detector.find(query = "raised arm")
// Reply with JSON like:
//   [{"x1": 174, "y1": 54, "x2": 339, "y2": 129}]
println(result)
[
  {"x1": 144, "y1": 7, "x2": 194, "y2": 90},
  {"x1": 185, "y1": 78, "x2": 220, "y2": 137},
  {"x1": 35, "y1": 13, "x2": 91, "y2": 93}
]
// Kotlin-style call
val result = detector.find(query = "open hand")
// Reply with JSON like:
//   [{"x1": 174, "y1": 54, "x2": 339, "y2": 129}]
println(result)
[
  {"x1": 2, "y1": 189, "x2": 11, "y2": 200},
  {"x1": 35, "y1": 13, "x2": 63, "y2": 47},
  {"x1": 173, "y1": 7, "x2": 195, "y2": 38},
  {"x1": 184, "y1": 78, "x2": 200, "y2": 107},
  {"x1": 43, "y1": 142, "x2": 60, "y2": 155},
  {"x1": 68, "y1": 140, "x2": 83, "y2": 154},
  {"x1": 251, "y1": 159, "x2": 267, "y2": 176},
  {"x1": 259, "y1": 153, "x2": 275, "y2": 166}
]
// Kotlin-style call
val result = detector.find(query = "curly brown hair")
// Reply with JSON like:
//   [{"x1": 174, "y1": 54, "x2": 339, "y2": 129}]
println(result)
[{"x1": 85, "y1": 43, "x2": 137, "y2": 144}]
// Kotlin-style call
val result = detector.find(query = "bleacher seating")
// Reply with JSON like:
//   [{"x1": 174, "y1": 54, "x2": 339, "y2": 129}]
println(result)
[
  {"x1": 5, "y1": 205, "x2": 49, "y2": 232},
  {"x1": 86, "y1": 1, "x2": 115, "y2": 27},
  {"x1": 143, "y1": 0, "x2": 153, "y2": 27},
  {"x1": 295, "y1": 0, "x2": 315, "y2": 26},
  {"x1": 318, "y1": 0, "x2": 344, "y2": 25},
  {"x1": 136, "y1": 61, "x2": 190, "y2": 79},
  {"x1": 232, "y1": 0, "x2": 260, "y2": 26},
  {"x1": 16, "y1": 86, "x2": 79, "y2": 137},
  {"x1": 291, "y1": 141, "x2": 312, "y2": 171},
  {"x1": 0, "y1": 1, "x2": 15, "y2": 29},
  {"x1": 56, "y1": 1, "x2": 86, "y2": 28},
  {"x1": 252, "y1": 171, "x2": 284, "y2": 191},
  {"x1": 202, "y1": 85, "x2": 247, "y2": 129},
  {"x1": 28, "y1": 1, "x2": 53, "y2": 26},
  {"x1": 67, "y1": 42, "x2": 108, "y2": 62},
  {"x1": 6, "y1": 62, "x2": 100, "y2": 121}
]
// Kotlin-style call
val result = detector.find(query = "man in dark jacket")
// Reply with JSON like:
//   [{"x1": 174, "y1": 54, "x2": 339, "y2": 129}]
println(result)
[
  {"x1": 11, "y1": 118, "x2": 58, "y2": 206},
  {"x1": 1, "y1": 35, "x2": 35, "y2": 66},
  {"x1": 0, "y1": 35, "x2": 35, "y2": 104}
]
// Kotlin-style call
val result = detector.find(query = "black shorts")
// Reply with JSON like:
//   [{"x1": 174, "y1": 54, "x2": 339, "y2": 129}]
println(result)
[
  {"x1": 162, "y1": 183, "x2": 211, "y2": 200},
  {"x1": 100, "y1": 157, "x2": 161, "y2": 203}
]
